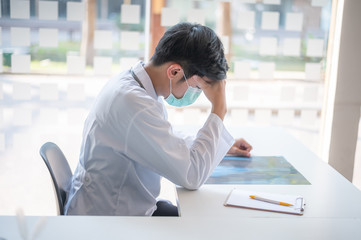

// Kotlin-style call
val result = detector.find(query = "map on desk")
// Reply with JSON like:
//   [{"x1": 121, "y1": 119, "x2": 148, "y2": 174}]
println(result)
[{"x1": 206, "y1": 156, "x2": 310, "y2": 185}]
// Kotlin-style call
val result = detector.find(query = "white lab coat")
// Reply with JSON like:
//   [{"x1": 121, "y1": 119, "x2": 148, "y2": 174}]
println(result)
[{"x1": 64, "y1": 61, "x2": 234, "y2": 216}]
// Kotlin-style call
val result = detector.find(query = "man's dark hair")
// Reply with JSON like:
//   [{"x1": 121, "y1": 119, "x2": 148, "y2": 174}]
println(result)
[{"x1": 151, "y1": 22, "x2": 229, "y2": 81}]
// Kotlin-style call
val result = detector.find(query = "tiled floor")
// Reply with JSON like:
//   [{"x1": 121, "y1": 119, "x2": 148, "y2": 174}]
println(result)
[{"x1": 0, "y1": 74, "x2": 359, "y2": 216}]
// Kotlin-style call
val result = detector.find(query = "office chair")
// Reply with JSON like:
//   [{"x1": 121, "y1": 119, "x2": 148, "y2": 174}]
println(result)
[{"x1": 40, "y1": 142, "x2": 73, "y2": 215}]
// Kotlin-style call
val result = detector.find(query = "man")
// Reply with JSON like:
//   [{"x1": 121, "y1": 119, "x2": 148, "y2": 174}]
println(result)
[{"x1": 65, "y1": 22, "x2": 252, "y2": 216}]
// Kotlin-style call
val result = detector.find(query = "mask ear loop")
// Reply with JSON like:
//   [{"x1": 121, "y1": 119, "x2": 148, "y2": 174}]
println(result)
[
  {"x1": 182, "y1": 70, "x2": 190, "y2": 87},
  {"x1": 168, "y1": 69, "x2": 177, "y2": 98},
  {"x1": 168, "y1": 77, "x2": 172, "y2": 97},
  {"x1": 168, "y1": 69, "x2": 184, "y2": 97}
]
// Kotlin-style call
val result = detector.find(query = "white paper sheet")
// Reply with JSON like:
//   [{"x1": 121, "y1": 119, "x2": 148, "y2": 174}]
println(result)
[
  {"x1": 277, "y1": 109, "x2": 295, "y2": 125},
  {"x1": 0, "y1": 133, "x2": 5, "y2": 151},
  {"x1": 93, "y1": 56, "x2": 112, "y2": 75},
  {"x1": 305, "y1": 63, "x2": 321, "y2": 80},
  {"x1": 67, "y1": 2, "x2": 84, "y2": 21},
  {"x1": 39, "y1": 1, "x2": 58, "y2": 20},
  {"x1": 303, "y1": 86, "x2": 319, "y2": 102},
  {"x1": 120, "y1": 57, "x2": 139, "y2": 71},
  {"x1": 39, "y1": 28, "x2": 58, "y2": 48},
  {"x1": 67, "y1": 55, "x2": 85, "y2": 74},
  {"x1": 11, "y1": 27, "x2": 30, "y2": 46},
  {"x1": 225, "y1": 189, "x2": 304, "y2": 215},
  {"x1": 259, "y1": 37, "x2": 277, "y2": 56},
  {"x1": 278, "y1": 110, "x2": 295, "y2": 124},
  {"x1": 234, "y1": 61, "x2": 250, "y2": 79},
  {"x1": 13, "y1": 133, "x2": 31, "y2": 149},
  {"x1": 13, "y1": 108, "x2": 32, "y2": 126},
  {"x1": 301, "y1": 110, "x2": 318, "y2": 126},
  {"x1": 233, "y1": 85, "x2": 249, "y2": 101},
  {"x1": 10, "y1": 0, "x2": 30, "y2": 19},
  {"x1": 0, "y1": 108, "x2": 4, "y2": 125},
  {"x1": 94, "y1": 30, "x2": 112, "y2": 50},
  {"x1": 187, "y1": 9, "x2": 205, "y2": 25},
  {"x1": 67, "y1": 83, "x2": 85, "y2": 101},
  {"x1": 280, "y1": 86, "x2": 296, "y2": 102},
  {"x1": 120, "y1": 31, "x2": 140, "y2": 50},
  {"x1": 13, "y1": 83, "x2": 31, "y2": 100},
  {"x1": 261, "y1": 11, "x2": 280, "y2": 30},
  {"x1": 254, "y1": 109, "x2": 272, "y2": 124},
  {"x1": 161, "y1": 8, "x2": 179, "y2": 27},
  {"x1": 220, "y1": 36, "x2": 229, "y2": 55},
  {"x1": 259, "y1": 62, "x2": 275, "y2": 79},
  {"x1": 11, "y1": 55, "x2": 31, "y2": 73},
  {"x1": 263, "y1": 0, "x2": 281, "y2": 4},
  {"x1": 67, "y1": 108, "x2": 87, "y2": 125},
  {"x1": 40, "y1": 83, "x2": 58, "y2": 101},
  {"x1": 121, "y1": 4, "x2": 141, "y2": 24},
  {"x1": 237, "y1": 11, "x2": 255, "y2": 30},
  {"x1": 311, "y1": 0, "x2": 329, "y2": 7},
  {"x1": 231, "y1": 109, "x2": 249, "y2": 126},
  {"x1": 307, "y1": 39, "x2": 324, "y2": 57},
  {"x1": 285, "y1": 13, "x2": 303, "y2": 31},
  {"x1": 283, "y1": 38, "x2": 301, "y2": 56},
  {"x1": 39, "y1": 108, "x2": 59, "y2": 125},
  {"x1": 238, "y1": 0, "x2": 256, "y2": 3},
  {"x1": 0, "y1": 50, "x2": 2, "y2": 73}
]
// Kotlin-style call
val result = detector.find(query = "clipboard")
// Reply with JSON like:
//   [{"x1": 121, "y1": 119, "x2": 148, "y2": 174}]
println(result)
[{"x1": 224, "y1": 189, "x2": 306, "y2": 215}]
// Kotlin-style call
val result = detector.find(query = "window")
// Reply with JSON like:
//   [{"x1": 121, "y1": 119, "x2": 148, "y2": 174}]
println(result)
[{"x1": 0, "y1": 0, "x2": 334, "y2": 215}]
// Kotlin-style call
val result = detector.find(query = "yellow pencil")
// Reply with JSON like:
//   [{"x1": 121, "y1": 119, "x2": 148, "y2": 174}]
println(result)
[{"x1": 249, "y1": 195, "x2": 293, "y2": 207}]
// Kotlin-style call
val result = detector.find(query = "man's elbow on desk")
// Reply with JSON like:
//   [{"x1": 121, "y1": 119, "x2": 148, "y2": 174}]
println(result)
[
  {"x1": 179, "y1": 175, "x2": 207, "y2": 191},
  {"x1": 181, "y1": 184, "x2": 201, "y2": 191},
  {"x1": 168, "y1": 152, "x2": 222, "y2": 190}
]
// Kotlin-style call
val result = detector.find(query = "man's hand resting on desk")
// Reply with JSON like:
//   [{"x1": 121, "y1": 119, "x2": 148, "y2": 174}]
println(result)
[{"x1": 227, "y1": 138, "x2": 253, "y2": 157}]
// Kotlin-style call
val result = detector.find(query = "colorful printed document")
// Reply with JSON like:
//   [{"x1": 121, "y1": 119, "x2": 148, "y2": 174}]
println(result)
[{"x1": 206, "y1": 156, "x2": 310, "y2": 185}]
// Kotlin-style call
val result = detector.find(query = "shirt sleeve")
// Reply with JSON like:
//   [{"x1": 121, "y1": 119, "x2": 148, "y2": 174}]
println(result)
[
  {"x1": 170, "y1": 128, "x2": 195, "y2": 148},
  {"x1": 123, "y1": 101, "x2": 234, "y2": 190}
]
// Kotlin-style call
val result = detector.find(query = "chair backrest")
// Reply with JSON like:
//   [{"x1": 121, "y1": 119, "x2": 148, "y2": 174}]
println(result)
[{"x1": 40, "y1": 142, "x2": 72, "y2": 215}]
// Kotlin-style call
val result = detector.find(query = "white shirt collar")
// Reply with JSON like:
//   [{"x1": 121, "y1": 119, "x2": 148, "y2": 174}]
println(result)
[{"x1": 131, "y1": 61, "x2": 158, "y2": 100}]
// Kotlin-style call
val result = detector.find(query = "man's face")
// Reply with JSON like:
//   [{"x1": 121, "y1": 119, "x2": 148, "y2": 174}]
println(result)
[{"x1": 172, "y1": 74, "x2": 211, "y2": 99}]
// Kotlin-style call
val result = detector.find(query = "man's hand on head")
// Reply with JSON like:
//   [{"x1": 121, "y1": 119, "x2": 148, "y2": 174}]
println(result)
[{"x1": 196, "y1": 76, "x2": 227, "y2": 121}]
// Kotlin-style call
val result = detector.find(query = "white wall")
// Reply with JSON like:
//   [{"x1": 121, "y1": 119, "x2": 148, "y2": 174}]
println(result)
[{"x1": 323, "y1": 0, "x2": 361, "y2": 181}]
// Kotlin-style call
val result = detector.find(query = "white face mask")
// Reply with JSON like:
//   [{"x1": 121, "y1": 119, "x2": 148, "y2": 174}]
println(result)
[{"x1": 165, "y1": 71, "x2": 202, "y2": 107}]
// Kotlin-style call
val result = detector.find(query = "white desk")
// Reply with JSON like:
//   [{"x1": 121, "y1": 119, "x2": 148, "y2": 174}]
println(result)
[
  {"x1": 1, "y1": 127, "x2": 361, "y2": 240},
  {"x1": 177, "y1": 127, "x2": 361, "y2": 219}
]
